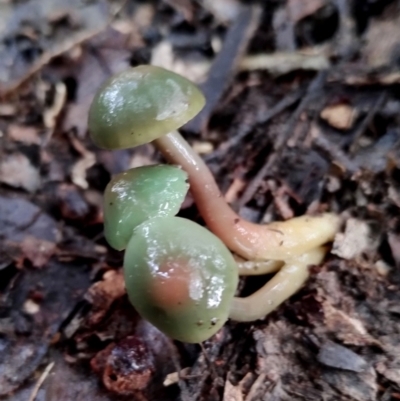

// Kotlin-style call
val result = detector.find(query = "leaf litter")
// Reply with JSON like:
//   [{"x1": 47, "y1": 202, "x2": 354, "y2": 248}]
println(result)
[{"x1": 1, "y1": 1, "x2": 400, "y2": 400}]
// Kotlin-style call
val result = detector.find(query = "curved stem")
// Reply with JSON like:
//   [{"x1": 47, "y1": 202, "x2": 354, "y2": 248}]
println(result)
[
  {"x1": 229, "y1": 246, "x2": 326, "y2": 322},
  {"x1": 236, "y1": 257, "x2": 283, "y2": 276},
  {"x1": 154, "y1": 131, "x2": 340, "y2": 261}
]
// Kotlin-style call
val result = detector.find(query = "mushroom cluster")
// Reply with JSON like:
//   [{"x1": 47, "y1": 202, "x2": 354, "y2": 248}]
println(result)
[{"x1": 88, "y1": 65, "x2": 340, "y2": 343}]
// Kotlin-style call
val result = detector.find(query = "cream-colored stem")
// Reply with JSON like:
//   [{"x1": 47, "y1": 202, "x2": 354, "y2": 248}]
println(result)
[
  {"x1": 236, "y1": 257, "x2": 283, "y2": 276},
  {"x1": 154, "y1": 131, "x2": 340, "y2": 261},
  {"x1": 229, "y1": 246, "x2": 326, "y2": 322}
]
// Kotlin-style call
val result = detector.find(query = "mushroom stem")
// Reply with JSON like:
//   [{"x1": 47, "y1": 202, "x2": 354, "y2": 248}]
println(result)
[
  {"x1": 154, "y1": 131, "x2": 340, "y2": 261},
  {"x1": 229, "y1": 246, "x2": 326, "y2": 322},
  {"x1": 236, "y1": 258, "x2": 283, "y2": 276}
]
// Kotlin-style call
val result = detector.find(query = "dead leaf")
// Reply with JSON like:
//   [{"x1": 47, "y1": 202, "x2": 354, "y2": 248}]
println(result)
[
  {"x1": 0, "y1": 153, "x2": 40, "y2": 192},
  {"x1": 332, "y1": 218, "x2": 374, "y2": 260},
  {"x1": 0, "y1": 0, "x2": 109, "y2": 95},
  {"x1": 320, "y1": 103, "x2": 357, "y2": 130},
  {"x1": 317, "y1": 340, "x2": 368, "y2": 372},
  {"x1": 223, "y1": 379, "x2": 243, "y2": 401},
  {"x1": 7, "y1": 124, "x2": 41, "y2": 145},
  {"x1": 362, "y1": 13, "x2": 400, "y2": 69},
  {"x1": 85, "y1": 269, "x2": 126, "y2": 326},
  {"x1": 0, "y1": 195, "x2": 60, "y2": 243}
]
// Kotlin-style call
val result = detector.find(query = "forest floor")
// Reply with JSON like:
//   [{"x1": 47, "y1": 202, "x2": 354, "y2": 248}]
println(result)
[{"x1": 1, "y1": 1, "x2": 400, "y2": 400}]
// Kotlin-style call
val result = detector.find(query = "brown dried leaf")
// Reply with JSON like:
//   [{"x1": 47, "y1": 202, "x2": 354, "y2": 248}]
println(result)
[
  {"x1": 7, "y1": 125, "x2": 40, "y2": 145},
  {"x1": 0, "y1": 153, "x2": 40, "y2": 192},
  {"x1": 320, "y1": 103, "x2": 357, "y2": 131},
  {"x1": 362, "y1": 13, "x2": 400, "y2": 69},
  {"x1": 20, "y1": 235, "x2": 57, "y2": 268},
  {"x1": 320, "y1": 302, "x2": 377, "y2": 346},
  {"x1": 85, "y1": 269, "x2": 126, "y2": 326}
]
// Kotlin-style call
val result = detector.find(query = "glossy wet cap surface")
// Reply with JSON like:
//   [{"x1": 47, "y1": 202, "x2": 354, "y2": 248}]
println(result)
[
  {"x1": 124, "y1": 216, "x2": 238, "y2": 343},
  {"x1": 89, "y1": 65, "x2": 205, "y2": 149},
  {"x1": 104, "y1": 165, "x2": 189, "y2": 250}
]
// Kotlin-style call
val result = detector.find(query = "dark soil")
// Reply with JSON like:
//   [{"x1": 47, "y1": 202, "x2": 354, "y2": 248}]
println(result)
[{"x1": 1, "y1": 1, "x2": 400, "y2": 400}]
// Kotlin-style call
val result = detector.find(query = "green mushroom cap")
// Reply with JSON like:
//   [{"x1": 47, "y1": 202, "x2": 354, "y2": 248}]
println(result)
[
  {"x1": 124, "y1": 216, "x2": 238, "y2": 343},
  {"x1": 88, "y1": 65, "x2": 205, "y2": 150},
  {"x1": 104, "y1": 165, "x2": 189, "y2": 250}
]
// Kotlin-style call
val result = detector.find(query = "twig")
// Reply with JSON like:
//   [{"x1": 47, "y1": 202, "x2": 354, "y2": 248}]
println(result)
[
  {"x1": 313, "y1": 134, "x2": 359, "y2": 174},
  {"x1": 0, "y1": 29, "x2": 104, "y2": 98},
  {"x1": 166, "y1": 340, "x2": 191, "y2": 401},
  {"x1": 238, "y1": 71, "x2": 327, "y2": 209},
  {"x1": 333, "y1": 0, "x2": 358, "y2": 59},
  {"x1": 27, "y1": 362, "x2": 54, "y2": 401},
  {"x1": 184, "y1": 4, "x2": 261, "y2": 134},
  {"x1": 349, "y1": 92, "x2": 387, "y2": 154},
  {"x1": 276, "y1": 70, "x2": 327, "y2": 150},
  {"x1": 0, "y1": 1, "x2": 128, "y2": 98},
  {"x1": 206, "y1": 87, "x2": 304, "y2": 162},
  {"x1": 239, "y1": 52, "x2": 330, "y2": 75}
]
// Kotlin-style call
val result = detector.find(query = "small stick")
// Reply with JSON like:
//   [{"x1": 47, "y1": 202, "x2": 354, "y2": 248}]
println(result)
[
  {"x1": 27, "y1": 362, "x2": 54, "y2": 401},
  {"x1": 185, "y1": 5, "x2": 261, "y2": 133},
  {"x1": 206, "y1": 88, "x2": 304, "y2": 162},
  {"x1": 238, "y1": 71, "x2": 327, "y2": 208}
]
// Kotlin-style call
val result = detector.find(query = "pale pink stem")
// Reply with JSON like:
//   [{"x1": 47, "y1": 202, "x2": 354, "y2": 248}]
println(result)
[{"x1": 154, "y1": 131, "x2": 340, "y2": 261}]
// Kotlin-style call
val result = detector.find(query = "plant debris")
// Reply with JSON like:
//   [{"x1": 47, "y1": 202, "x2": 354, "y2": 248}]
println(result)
[{"x1": 1, "y1": 0, "x2": 400, "y2": 400}]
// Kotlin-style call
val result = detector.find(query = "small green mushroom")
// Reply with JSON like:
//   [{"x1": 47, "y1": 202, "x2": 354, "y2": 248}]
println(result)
[
  {"x1": 89, "y1": 65, "x2": 205, "y2": 150},
  {"x1": 104, "y1": 165, "x2": 188, "y2": 250},
  {"x1": 124, "y1": 216, "x2": 238, "y2": 343}
]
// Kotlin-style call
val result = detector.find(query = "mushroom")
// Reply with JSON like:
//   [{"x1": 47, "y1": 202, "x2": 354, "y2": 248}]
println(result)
[
  {"x1": 124, "y1": 216, "x2": 238, "y2": 343},
  {"x1": 104, "y1": 165, "x2": 188, "y2": 250},
  {"x1": 89, "y1": 65, "x2": 340, "y2": 262},
  {"x1": 103, "y1": 162, "x2": 327, "y2": 342},
  {"x1": 88, "y1": 65, "x2": 341, "y2": 342}
]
